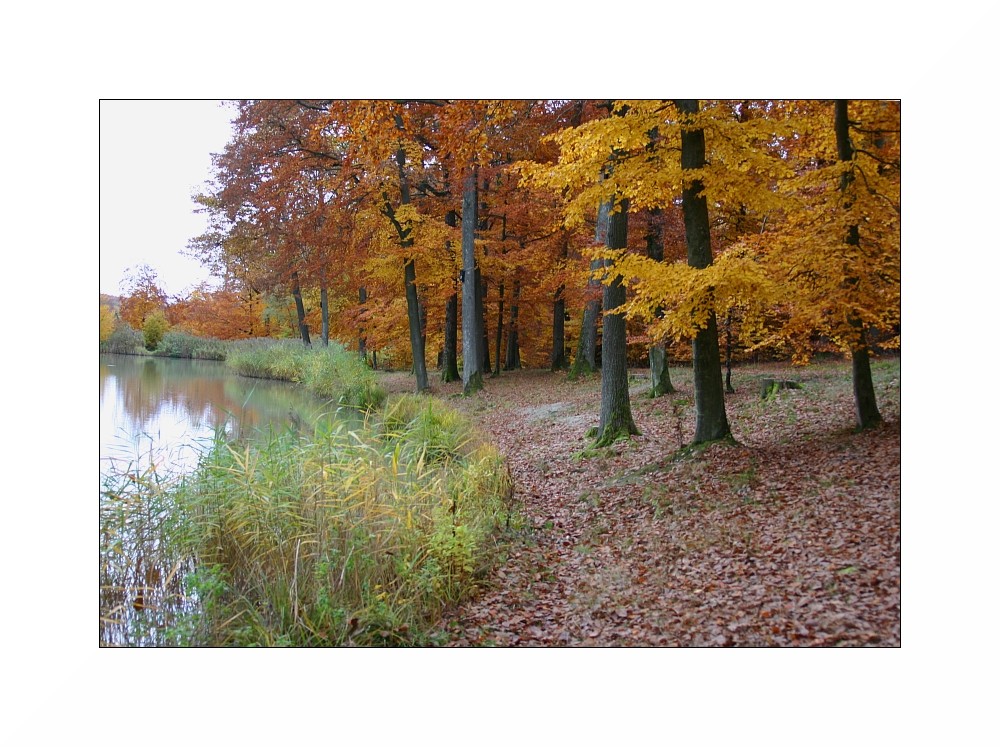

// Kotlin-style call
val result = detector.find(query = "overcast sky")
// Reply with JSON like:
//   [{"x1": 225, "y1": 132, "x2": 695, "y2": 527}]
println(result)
[{"x1": 99, "y1": 100, "x2": 236, "y2": 297}]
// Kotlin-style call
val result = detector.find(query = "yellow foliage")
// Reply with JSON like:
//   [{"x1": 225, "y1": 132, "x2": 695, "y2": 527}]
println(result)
[{"x1": 99, "y1": 304, "x2": 116, "y2": 343}]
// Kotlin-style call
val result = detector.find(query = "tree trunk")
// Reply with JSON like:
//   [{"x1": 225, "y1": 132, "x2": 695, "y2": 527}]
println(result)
[
  {"x1": 291, "y1": 272, "x2": 311, "y2": 347},
  {"x1": 649, "y1": 344, "x2": 675, "y2": 397},
  {"x1": 596, "y1": 198, "x2": 639, "y2": 446},
  {"x1": 393, "y1": 137, "x2": 428, "y2": 392},
  {"x1": 646, "y1": 206, "x2": 675, "y2": 396},
  {"x1": 835, "y1": 99, "x2": 882, "y2": 430},
  {"x1": 551, "y1": 293, "x2": 567, "y2": 371},
  {"x1": 462, "y1": 168, "x2": 484, "y2": 394},
  {"x1": 441, "y1": 210, "x2": 461, "y2": 382},
  {"x1": 494, "y1": 280, "x2": 505, "y2": 376},
  {"x1": 504, "y1": 278, "x2": 521, "y2": 370},
  {"x1": 404, "y1": 257, "x2": 427, "y2": 391},
  {"x1": 477, "y1": 175, "x2": 491, "y2": 375},
  {"x1": 551, "y1": 237, "x2": 569, "y2": 371},
  {"x1": 676, "y1": 99, "x2": 731, "y2": 444},
  {"x1": 569, "y1": 202, "x2": 608, "y2": 379},
  {"x1": 358, "y1": 286, "x2": 368, "y2": 362},
  {"x1": 724, "y1": 307, "x2": 735, "y2": 393},
  {"x1": 442, "y1": 292, "x2": 460, "y2": 382},
  {"x1": 320, "y1": 283, "x2": 330, "y2": 347}
]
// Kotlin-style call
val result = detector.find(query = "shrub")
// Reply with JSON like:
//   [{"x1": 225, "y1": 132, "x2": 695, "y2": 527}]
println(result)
[
  {"x1": 143, "y1": 311, "x2": 170, "y2": 351},
  {"x1": 100, "y1": 324, "x2": 144, "y2": 354}
]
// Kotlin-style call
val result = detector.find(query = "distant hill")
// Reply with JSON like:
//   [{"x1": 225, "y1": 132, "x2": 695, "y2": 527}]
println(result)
[{"x1": 100, "y1": 293, "x2": 120, "y2": 310}]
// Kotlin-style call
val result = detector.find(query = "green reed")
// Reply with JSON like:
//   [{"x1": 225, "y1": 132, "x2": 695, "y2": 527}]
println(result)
[{"x1": 102, "y1": 395, "x2": 515, "y2": 646}]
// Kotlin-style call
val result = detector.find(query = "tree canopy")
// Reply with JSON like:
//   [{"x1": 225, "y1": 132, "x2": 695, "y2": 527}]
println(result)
[{"x1": 124, "y1": 99, "x2": 899, "y2": 432}]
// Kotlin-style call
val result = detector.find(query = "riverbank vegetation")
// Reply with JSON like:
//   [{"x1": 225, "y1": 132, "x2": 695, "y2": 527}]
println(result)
[
  {"x1": 225, "y1": 339, "x2": 385, "y2": 411},
  {"x1": 100, "y1": 393, "x2": 515, "y2": 646},
  {"x1": 99, "y1": 328, "x2": 386, "y2": 412}
]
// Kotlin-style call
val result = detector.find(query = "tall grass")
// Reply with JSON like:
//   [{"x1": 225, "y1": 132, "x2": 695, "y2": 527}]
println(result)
[
  {"x1": 153, "y1": 331, "x2": 227, "y2": 360},
  {"x1": 226, "y1": 339, "x2": 385, "y2": 411},
  {"x1": 100, "y1": 456, "x2": 194, "y2": 646},
  {"x1": 174, "y1": 398, "x2": 512, "y2": 645},
  {"x1": 101, "y1": 395, "x2": 515, "y2": 646}
]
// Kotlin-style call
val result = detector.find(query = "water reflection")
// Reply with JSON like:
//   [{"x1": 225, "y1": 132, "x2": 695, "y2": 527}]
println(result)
[{"x1": 99, "y1": 354, "x2": 340, "y2": 476}]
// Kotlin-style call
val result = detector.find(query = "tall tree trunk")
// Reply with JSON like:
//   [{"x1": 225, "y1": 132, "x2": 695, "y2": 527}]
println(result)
[
  {"x1": 291, "y1": 271, "x2": 311, "y2": 347},
  {"x1": 504, "y1": 278, "x2": 521, "y2": 370},
  {"x1": 676, "y1": 99, "x2": 730, "y2": 444},
  {"x1": 441, "y1": 210, "x2": 461, "y2": 382},
  {"x1": 551, "y1": 236, "x2": 568, "y2": 371},
  {"x1": 320, "y1": 283, "x2": 330, "y2": 347},
  {"x1": 596, "y1": 198, "x2": 639, "y2": 446},
  {"x1": 462, "y1": 167, "x2": 484, "y2": 394},
  {"x1": 569, "y1": 201, "x2": 608, "y2": 379},
  {"x1": 358, "y1": 286, "x2": 368, "y2": 362},
  {"x1": 479, "y1": 275, "x2": 490, "y2": 375},
  {"x1": 393, "y1": 135, "x2": 428, "y2": 392},
  {"x1": 724, "y1": 307, "x2": 735, "y2": 393},
  {"x1": 835, "y1": 99, "x2": 882, "y2": 430},
  {"x1": 403, "y1": 256, "x2": 427, "y2": 391},
  {"x1": 494, "y1": 280, "x2": 504, "y2": 376},
  {"x1": 442, "y1": 292, "x2": 460, "y2": 381},
  {"x1": 477, "y1": 175, "x2": 491, "y2": 375},
  {"x1": 646, "y1": 206, "x2": 675, "y2": 396}
]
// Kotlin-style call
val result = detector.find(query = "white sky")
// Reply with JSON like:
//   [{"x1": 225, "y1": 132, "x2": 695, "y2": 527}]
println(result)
[{"x1": 99, "y1": 100, "x2": 236, "y2": 297}]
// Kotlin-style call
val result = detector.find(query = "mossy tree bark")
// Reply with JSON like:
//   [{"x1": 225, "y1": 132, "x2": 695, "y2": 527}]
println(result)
[
  {"x1": 596, "y1": 197, "x2": 639, "y2": 446},
  {"x1": 676, "y1": 99, "x2": 730, "y2": 444},
  {"x1": 835, "y1": 99, "x2": 882, "y2": 430}
]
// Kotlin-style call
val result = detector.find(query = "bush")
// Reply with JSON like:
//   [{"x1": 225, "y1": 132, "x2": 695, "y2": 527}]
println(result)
[
  {"x1": 100, "y1": 324, "x2": 144, "y2": 354},
  {"x1": 143, "y1": 311, "x2": 170, "y2": 351}
]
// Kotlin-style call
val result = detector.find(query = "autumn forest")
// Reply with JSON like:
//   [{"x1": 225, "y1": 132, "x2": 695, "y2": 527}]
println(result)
[{"x1": 100, "y1": 99, "x2": 900, "y2": 648}]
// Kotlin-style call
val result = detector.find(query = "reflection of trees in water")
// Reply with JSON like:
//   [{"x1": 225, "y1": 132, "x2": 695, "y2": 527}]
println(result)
[{"x1": 100, "y1": 354, "x2": 335, "y2": 440}]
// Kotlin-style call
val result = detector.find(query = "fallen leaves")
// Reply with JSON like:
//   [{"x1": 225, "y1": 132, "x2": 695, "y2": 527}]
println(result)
[{"x1": 382, "y1": 360, "x2": 901, "y2": 647}]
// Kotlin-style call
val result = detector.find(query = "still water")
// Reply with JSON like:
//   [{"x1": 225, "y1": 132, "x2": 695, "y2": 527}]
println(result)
[
  {"x1": 100, "y1": 354, "x2": 342, "y2": 477},
  {"x1": 99, "y1": 353, "x2": 346, "y2": 646}
]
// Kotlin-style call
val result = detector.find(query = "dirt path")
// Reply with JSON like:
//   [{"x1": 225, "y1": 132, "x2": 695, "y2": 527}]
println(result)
[{"x1": 382, "y1": 363, "x2": 901, "y2": 647}]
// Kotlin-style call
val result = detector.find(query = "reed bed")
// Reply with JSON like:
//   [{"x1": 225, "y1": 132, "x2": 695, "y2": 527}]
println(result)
[
  {"x1": 101, "y1": 394, "x2": 515, "y2": 646},
  {"x1": 225, "y1": 339, "x2": 386, "y2": 411}
]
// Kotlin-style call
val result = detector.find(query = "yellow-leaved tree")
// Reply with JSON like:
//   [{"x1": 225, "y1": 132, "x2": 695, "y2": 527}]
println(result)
[
  {"x1": 521, "y1": 100, "x2": 795, "y2": 443},
  {"x1": 767, "y1": 100, "x2": 900, "y2": 429}
]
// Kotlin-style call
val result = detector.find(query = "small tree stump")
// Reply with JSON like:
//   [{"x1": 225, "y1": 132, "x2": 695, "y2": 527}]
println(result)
[{"x1": 760, "y1": 378, "x2": 803, "y2": 399}]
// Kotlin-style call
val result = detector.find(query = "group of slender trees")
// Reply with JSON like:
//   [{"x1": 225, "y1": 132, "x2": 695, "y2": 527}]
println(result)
[{"x1": 179, "y1": 99, "x2": 899, "y2": 441}]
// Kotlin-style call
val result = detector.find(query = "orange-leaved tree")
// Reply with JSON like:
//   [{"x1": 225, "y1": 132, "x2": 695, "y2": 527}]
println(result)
[{"x1": 119, "y1": 264, "x2": 168, "y2": 329}]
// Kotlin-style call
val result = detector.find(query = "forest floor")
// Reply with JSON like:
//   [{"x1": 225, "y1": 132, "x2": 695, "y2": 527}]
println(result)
[{"x1": 380, "y1": 358, "x2": 901, "y2": 647}]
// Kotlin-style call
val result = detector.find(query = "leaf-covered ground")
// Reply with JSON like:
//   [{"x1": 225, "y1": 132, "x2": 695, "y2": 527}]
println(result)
[{"x1": 381, "y1": 358, "x2": 901, "y2": 647}]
